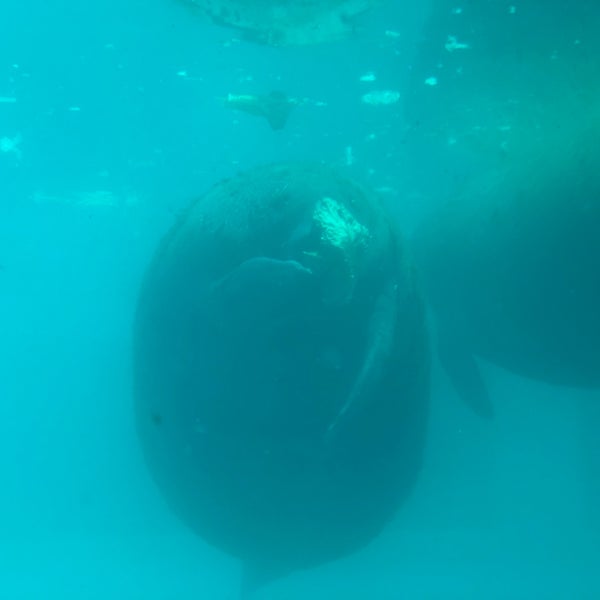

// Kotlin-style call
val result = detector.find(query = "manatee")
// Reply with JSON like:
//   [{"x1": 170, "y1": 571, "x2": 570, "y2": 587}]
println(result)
[
  {"x1": 134, "y1": 162, "x2": 429, "y2": 594},
  {"x1": 405, "y1": 0, "x2": 600, "y2": 415},
  {"x1": 412, "y1": 121, "x2": 600, "y2": 417}
]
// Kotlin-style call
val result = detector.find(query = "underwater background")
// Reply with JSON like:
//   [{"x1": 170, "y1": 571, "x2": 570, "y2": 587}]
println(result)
[{"x1": 1, "y1": 0, "x2": 599, "y2": 598}]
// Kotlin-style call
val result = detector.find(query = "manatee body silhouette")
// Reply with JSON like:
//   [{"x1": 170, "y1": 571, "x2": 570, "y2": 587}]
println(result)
[
  {"x1": 134, "y1": 163, "x2": 429, "y2": 594},
  {"x1": 412, "y1": 127, "x2": 600, "y2": 417},
  {"x1": 405, "y1": 0, "x2": 600, "y2": 416}
]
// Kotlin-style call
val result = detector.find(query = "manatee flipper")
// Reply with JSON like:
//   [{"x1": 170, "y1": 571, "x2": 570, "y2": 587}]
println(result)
[
  {"x1": 240, "y1": 561, "x2": 290, "y2": 599},
  {"x1": 437, "y1": 332, "x2": 494, "y2": 419},
  {"x1": 210, "y1": 256, "x2": 315, "y2": 321},
  {"x1": 327, "y1": 279, "x2": 398, "y2": 437}
]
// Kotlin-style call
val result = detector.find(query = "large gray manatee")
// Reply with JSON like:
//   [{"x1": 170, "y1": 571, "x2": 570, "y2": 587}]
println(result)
[
  {"x1": 412, "y1": 123, "x2": 600, "y2": 417},
  {"x1": 405, "y1": 0, "x2": 600, "y2": 416},
  {"x1": 133, "y1": 163, "x2": 429, "y2": 594}
]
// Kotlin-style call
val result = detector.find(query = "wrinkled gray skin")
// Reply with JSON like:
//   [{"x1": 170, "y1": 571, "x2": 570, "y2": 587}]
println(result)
[
  {"x1": 134, "y1": 163, "x2": 429, "y2": 595},
  {"x1": 412, "y1": 132, "x2": 600, "y2": 418}
]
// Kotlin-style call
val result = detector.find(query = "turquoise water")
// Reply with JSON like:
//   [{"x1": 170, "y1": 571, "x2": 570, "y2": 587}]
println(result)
[{"x1": 1, "y1": 1, "x2": 599, "y2": 598}]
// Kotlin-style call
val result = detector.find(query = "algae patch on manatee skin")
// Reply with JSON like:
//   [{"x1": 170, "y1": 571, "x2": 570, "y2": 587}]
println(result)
[
  {"x1": 314, "y1": 196, "x2": 370, "y2": 251},
  {"x1": 312, "y1": 195, "x2": 371, "y2": 303}
]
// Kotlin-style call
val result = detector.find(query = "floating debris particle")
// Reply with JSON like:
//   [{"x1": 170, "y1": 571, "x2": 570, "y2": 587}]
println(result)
[
  {"x1": 359, "y1": 72, "x2": 376, "y2": 83},
  {"x1": 445, "y1": 35, "x2": 470, "y2": 52},
  {"x1": 361, "y1": 90, "x2": 400, "y2": 105}
]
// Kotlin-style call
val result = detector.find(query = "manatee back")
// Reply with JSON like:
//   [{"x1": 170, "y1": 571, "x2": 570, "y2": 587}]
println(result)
[{"x1": 134, "y1": 163, "x2": 430, "y2": 574}]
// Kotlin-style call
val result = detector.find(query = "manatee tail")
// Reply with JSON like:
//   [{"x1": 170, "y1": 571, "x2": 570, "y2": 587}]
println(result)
[{"x1": 437, "y1": 332, "x2": 494, "y2": 419}]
